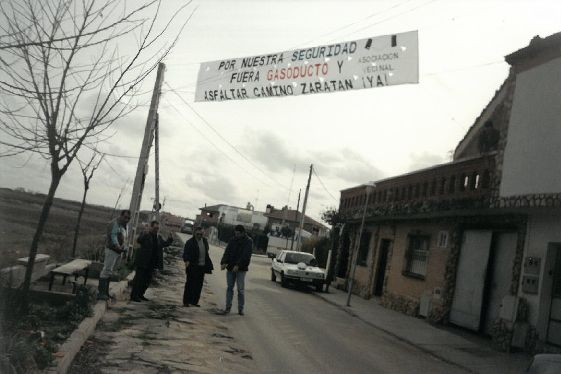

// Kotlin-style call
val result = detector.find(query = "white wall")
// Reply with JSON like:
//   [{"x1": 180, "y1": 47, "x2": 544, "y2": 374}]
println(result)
[
  {"x1": 251, "y1": 211, "x2": 268, "y2": 229},
  {"x1": 218, "y1": 205, "x2": 267, "y2": 228},
  {"x1": 519, "y1": 211, "x2": 561, "y2": 335},
  {"x1": 500, "y1": 57, "x2": 561, "y2": 197}
]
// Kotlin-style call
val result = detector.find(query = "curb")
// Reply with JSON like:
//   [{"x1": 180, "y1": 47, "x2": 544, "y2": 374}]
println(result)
[
  {"x1": 311, "y1": 291, "x2": 476, "y2": 374},
  {"x1": 46, "y1": 271, "x2": 135, "y2": 374}
]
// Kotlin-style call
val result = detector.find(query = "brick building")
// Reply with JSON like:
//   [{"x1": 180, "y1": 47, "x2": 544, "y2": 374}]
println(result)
[{"x1": 336, "y1": 32, "x2": 561, "y2": 351}]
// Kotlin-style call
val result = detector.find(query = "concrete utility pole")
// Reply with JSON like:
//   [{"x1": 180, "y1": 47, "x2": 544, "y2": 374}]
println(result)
[
  {"x1": 154, "y1": 113, "x2": 160, "y2": 222},
  {"x1": 290, "y1": 189, "x2": 301, "y2": 251},
  {"x1": 297, "y1": 164, "x2": 313, "y2": 251},
  {"x1": 346, "y1": 182, "x2": 375, "y2": 307},
  {"x1": 127, "y1": 63, "x2": 165, "y2": 256}
]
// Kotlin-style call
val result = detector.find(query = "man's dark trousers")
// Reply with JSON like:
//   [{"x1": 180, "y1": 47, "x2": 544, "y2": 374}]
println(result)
[
  {"x1": 183, "y1": 265, "x2": 205, "y2": 305},
  {"x1": 131, "y1": 267, "x2": 152, "y2": 299}
]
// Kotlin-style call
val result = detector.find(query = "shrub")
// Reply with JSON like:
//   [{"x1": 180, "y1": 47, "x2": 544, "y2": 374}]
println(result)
[{"x1": 301, "y1": 237, "x2": 332, "y2": 268}]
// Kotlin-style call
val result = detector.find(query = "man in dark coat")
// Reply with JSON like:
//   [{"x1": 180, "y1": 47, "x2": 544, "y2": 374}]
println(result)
[
  {"x1": 182, "y1": 226, "x2": 214, "y2": 307},
  {"x1": 131, "y1": 220, "x2": 172, "y2": 302},
  {"x1": 220, "y1": 225, "x2": 253, "y2": 315}
]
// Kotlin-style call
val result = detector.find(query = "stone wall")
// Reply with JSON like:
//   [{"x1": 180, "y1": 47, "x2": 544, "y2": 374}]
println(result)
[
  {"x1": 381, "y1": 292, "x2": 419, "y2": 316},
  {"x1": 429, "y1": 224, "x2": 462, "y2": 324},
  {"x1": 495, "y1": 193, "x2": 561, "y2": 209}
]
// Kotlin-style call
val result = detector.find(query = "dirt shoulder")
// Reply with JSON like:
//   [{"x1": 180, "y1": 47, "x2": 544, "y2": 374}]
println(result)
[{"x1": 68, "y1": 256, "x2": 256, "y2": 374}]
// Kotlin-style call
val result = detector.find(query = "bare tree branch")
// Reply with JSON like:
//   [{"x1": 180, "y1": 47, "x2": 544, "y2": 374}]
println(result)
[{"x1": 0, "y1": 0, "x2": 194, "y2": 309}]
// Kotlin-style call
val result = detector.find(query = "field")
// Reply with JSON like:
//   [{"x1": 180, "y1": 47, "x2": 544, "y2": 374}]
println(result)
[
  {"x1": 0, "y1": 188, "x2": 117, "y2": 269},
  {"x1": 0, "y1": 187, "x2": 185, "y2": 270}
]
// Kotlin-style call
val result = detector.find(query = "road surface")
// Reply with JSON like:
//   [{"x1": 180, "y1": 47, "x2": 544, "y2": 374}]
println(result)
[{"x1": 178, "y1": 233, "x2": 467, "y2": 374}]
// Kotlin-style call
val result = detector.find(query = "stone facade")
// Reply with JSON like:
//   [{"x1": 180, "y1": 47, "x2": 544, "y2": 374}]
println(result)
[
  {"x1": 380, "y1": 292, "x2": 419, "y2": 316},
  {"x1": 336, "y1": 33, "x2": 561, "y2": 354}
]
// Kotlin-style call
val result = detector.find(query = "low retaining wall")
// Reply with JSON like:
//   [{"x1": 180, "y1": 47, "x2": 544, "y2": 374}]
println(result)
[
  {"x1": 0, "y1": 257, "x2": 54, "y2": 288},
  {"x1": 46, "y1": 271, "x2": 135, "y2": 374}
]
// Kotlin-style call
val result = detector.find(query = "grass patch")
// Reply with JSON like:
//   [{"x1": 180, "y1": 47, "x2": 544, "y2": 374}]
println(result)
[{"x1": 0, "y1": 285, "x2": 96, "y2": 373}]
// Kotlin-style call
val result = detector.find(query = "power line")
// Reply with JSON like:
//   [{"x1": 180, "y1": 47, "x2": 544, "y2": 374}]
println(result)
[
  {"x1": 333, "y1": 0, "x2": 441, "y2": 42},
  {"x1": 166, "y1": 83, "x2": 291, "y2": 192},
  {"x1": 312, "y1": 167, "x2": 339, "y2": 203},
  {"x1": 423, "y1": 60, "x2": 504, "y2": 77},
  {"x1": 162, "y1": 98, "x2": 279, "y2": 191},
  {"x1": 289, "y1": 0, "x2": 417, "y2": 49}
]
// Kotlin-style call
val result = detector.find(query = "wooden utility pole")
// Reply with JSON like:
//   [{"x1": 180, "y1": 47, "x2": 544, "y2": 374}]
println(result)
[
  {"x1": 290, "y1": 189, "x2": 301, "y2": 251},
  {"x1": 297, "y1": 164, "x2": 313, "y2": 251},
  {"x1": 127, "y1": 63, "x2": 165, "y2": 255}
]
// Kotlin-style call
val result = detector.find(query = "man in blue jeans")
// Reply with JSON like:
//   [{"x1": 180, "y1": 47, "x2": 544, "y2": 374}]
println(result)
[{"x1": 220, "y1": 225, "x2": 253, "y2": 315}]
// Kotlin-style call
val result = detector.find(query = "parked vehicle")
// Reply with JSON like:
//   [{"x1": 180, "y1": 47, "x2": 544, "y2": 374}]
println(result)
[
  {"x1": 271, "y1": 250, "x2": 325, "y2": 292},
  {"x1": 526, "y1": 354, "x2": 561, "y2": 374},
  {"x1": 180, "y1": 222, "x2": 194, "y2": 234}
]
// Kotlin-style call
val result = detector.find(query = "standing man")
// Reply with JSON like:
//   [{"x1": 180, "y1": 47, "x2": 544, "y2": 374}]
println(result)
[
  {"x1": 98, "y1": 210, "x2": 130, "y2": 301},
  {"x1": 131, "y1": 220, "x2": 173, "y2": 302},
  {"x1": 221, "y1": 225, "x2": 253, "y2": 315},
  {"x1": 182, "y1": 227, "x2": 214, "y2": 307}
]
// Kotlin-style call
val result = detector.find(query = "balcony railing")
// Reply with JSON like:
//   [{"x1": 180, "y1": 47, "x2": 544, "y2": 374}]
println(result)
[{"x1": 340, "y1": 154, "x2": 495, "y2": 218}]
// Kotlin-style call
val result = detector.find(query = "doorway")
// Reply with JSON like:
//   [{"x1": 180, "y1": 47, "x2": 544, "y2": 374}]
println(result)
[
  {"x1": 373, "y1": 239, "x2": 391, "y2": 296},
  {"x1": 337, "y1": 230, "x2": 350, "y2": 278},
  {"x1": 482, "y1": 232, "x2": 517, "y2": 335},
  {"x1": 547, "y1": 247, "x2": 561, "y2": 346}
]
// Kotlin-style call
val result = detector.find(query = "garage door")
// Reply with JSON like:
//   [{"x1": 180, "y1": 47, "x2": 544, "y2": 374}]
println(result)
[{"x1": 450, "y1": 230, "x2": 493, "y2": 331}]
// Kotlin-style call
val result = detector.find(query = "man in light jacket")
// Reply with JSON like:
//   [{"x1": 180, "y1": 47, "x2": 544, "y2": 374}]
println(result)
[{"x1": 98, "y1": 210, "x2": 130, "y2": 300}]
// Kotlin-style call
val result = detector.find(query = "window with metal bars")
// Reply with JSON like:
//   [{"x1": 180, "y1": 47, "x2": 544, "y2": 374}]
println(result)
[{"x1": 404, "y1": 235, "x2": 430, "y2": 278}]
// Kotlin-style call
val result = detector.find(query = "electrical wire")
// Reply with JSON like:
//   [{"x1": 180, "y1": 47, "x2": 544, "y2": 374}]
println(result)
[
  {"x1": 313, "y1": 167, "x2": 339, "y2": 203},
  {"x1": 331, "y1": 0, "x2": 440, "y2": 42},
  {"x1": 162, "y1": 98, "x2": 279, "y2": 190},
  {"x1": 289, "y1": 0, "x2": 417, "y2": 49},
  {"x1": 166, "y1": 83, "x2": 291, "y2": 192}
]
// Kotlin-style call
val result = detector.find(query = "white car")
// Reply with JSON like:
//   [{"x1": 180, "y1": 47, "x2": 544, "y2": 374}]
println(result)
[{"x1": 271, "y1": 250, "x2": 325, "y2": 292}]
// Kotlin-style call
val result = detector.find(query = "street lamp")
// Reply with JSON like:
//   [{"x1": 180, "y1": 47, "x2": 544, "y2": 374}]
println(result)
[{"x1": 346, "y1": 181, "x2": 376, "y2": 307}]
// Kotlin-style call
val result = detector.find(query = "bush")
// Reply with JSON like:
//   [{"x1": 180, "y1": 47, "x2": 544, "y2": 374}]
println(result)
[
  {"x1": 301, "y1": 237, "x2": 332, "y2": 268},
  {"x1": 0, "y1": 285, "x2": 96, "y2": 372},
  {"x1": 250, "y1": 232, "x2": 269, "y2": 252},
  {"x1": 216, "y1": 224, "x2": 235, "y2": 243}
]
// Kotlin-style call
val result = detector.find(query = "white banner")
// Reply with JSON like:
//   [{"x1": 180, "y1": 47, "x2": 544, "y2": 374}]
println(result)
[{"x1": 195, "y1": 31, "x2": 418, "y2": 102}]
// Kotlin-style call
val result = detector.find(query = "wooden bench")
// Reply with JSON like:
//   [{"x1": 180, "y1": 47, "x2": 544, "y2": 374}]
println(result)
[{"x1": 48, "y1": 259, "x2": 92, "y2": 294}]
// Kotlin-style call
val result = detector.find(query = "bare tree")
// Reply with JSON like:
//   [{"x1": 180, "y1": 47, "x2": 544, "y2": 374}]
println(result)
[
  {"x1": 71, "y1": 151, "x2": 104, "y2": 258},
  {"x1": 0, "y1": 0, "x2": 193, "y2": 309}
]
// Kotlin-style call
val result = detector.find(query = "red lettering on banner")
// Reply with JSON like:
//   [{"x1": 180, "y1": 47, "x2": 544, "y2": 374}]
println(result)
[{"x1": 266, "y1": 63, "x2": 329, "y2": 81}]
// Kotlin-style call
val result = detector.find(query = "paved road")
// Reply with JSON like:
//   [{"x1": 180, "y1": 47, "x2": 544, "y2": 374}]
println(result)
[{"x1": 177, "y1": 233, "x2": 468, "y2": 374}]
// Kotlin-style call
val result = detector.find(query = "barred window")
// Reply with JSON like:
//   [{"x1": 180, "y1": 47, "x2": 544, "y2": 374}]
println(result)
[{"x1": 404, "y1": 235, "x2": 429, "y2": 278}]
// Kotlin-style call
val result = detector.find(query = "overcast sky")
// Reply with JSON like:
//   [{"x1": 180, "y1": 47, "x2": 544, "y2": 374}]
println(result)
[{"x1": 2, "y1": 0, "x2": 561, "y2": 223}]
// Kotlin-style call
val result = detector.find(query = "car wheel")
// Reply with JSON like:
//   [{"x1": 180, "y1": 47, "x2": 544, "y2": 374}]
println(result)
[
  {"x1": 315, "y1": 284, "x2": 323, "y2": 293},
  {"x1": 280, "y1": 273, "x2": 288, "y2": 288},
  {"x1": 271, "y1": 269, "x2": 276, "y2": 282}
]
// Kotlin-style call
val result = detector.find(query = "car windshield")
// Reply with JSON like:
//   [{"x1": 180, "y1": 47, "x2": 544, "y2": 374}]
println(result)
[{"x1": 284, "y1": 253, "x2": 317, "y2": 266}]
